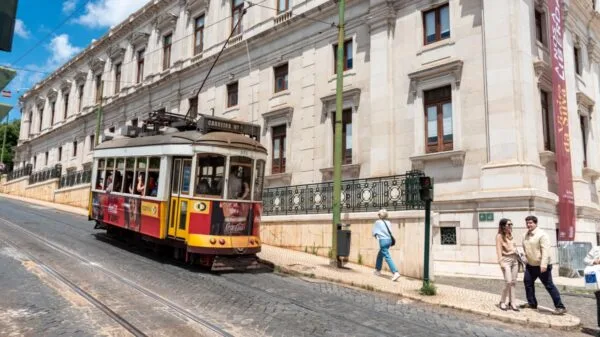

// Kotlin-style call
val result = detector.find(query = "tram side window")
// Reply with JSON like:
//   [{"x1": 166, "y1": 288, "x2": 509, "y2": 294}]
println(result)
[
  {"x1": 253, "y1": 160, "x2": 265, "y2": 201},
  {"x1": 124, "y1": 158, "x2": 136, "y2": 194},
  {"x1": 195, "y1": 154, "x2": 225, "y2": 197},
  {"x1": 223, "y1": 156, "x2": 252, "y2": 200},
  {"x1": 96, "y1": 159, "x2": 106, "y2": 190},
  {"x1": 105, "y1": 158, "x2": 116, "y2": 192},
  {"x1": 135, "y1": 157, "x2": 147, "y2": 196},
  {"x1": 114, "y1": 158, "x2": 125, "y2": 193},
  {"x1": 147, "y1": 157, "x2": 161, "y2": 197}
]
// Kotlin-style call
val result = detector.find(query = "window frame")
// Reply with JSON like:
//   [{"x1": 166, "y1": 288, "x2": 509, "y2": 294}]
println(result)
[
  {"x1": 89, "y1": 134, "x2": 95, "y2": 151},
  {"x1": 424, "y1": 85, "x2": 453, "y2": 154},
  {"x1": 95, "y1": 74, "x2": 103, "y2": 104},
  {"x1": 331, "y1": 109, "x2": 353, "y2": 165},
  {"x1": 50, "y1": 100, "x2": 56, "y2": 126},
  {"x1": 580, "y1": 114, "x2": 589, "y2": 167},
  {"x1": 163, "y1": 34, "x2": 173, "y2": 70},
  {"x1": 58, "y1": 146, "x2": 62, "y2": 162},
  {"x1": 72, "y1": 140, "x2": 78, "y2": 158},
  {"x1": 274, "y1": 63, "x2": 288, "y2": 93},
  {"x1": 574, "y1": 45, "x2": 582, "y2": 76},
  {"x1": 63, "y1": 93, "x2": 69, "y2": 120},
  {"x1": 114, "y1": 63, "x2": 122, "y2": 94},
  {"x1": 422, "y1": 3, "x2": 451, "y2": 45},
  {"x1": 277, "y1": 0, "x2": 289, "y2": 14},
  {"x1": 271, "y1": 124, "x2": 286, "y2": 174},
  {"x1": 137, "y1": 49, "x2": 145, "y2": 84},
  {"x1": 540, "y1": 90, "x2": 555, "y2": 152},
  {"x1": 78, "y1": 84, "x2": 84, "y2": 112},
  {"x1": 188, "y1": 96, "x2": 198, "y2": 118},
  {"x1": 194, "y1": 15, "x2": 205, "y2": 55},
  {"x1": 440, "y1": 227, "x2": 457, "y2": 245},
  {"x1": 231, "y1": 0, "x2": 244, "y2": 36},
  {"x1": 227, "y1": 82, "x2": 239, "y2": 108},
  {"x1": 534, "y1": 9, "x2": 546, "y2": 45},
  {"x1": 333, "y1": 40, "x2": 353, "y2": 74}
]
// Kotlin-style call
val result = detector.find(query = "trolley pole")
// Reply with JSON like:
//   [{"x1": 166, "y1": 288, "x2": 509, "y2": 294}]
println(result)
[
  {"x1": 332, "y1": 0, "x2": 345, "y2": 266},
  {"x1": 423, "y1": 199, "x2": 431, "y2": 286},
  {"x1": 95, "y1": 81, "x2": 104, "y2": 147}
]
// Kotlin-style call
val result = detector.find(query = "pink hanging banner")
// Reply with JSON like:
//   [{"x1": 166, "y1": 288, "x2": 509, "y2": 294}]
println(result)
[{"x1": 548, "y1": 0, "x2": 575, "y2": 241}]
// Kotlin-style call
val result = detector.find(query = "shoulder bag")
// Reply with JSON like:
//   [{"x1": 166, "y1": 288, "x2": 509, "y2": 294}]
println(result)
[{"x1": 383, "y1": 220, "x2": 396, "y2": 247}]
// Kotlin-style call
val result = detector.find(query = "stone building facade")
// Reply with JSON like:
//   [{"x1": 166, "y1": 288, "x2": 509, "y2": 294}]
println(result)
[{"x1": 12, "y1": 0, "x2": 600, "y2": 277}]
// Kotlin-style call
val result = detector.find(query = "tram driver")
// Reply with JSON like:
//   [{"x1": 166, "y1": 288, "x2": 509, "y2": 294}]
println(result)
[{"x1": 220, "y1": 165, "x2": 250, "y2": 200}]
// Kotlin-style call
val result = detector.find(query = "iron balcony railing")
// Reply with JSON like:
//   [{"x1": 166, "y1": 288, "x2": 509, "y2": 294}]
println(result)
[
  {"x1": 7, "y1": 164, "x2": 32, "y2": 181},
  {"x1": 59, "y1": 169, "x2": 92, "y2": 189},
  {"x1": 262, "y1": 170, "x2": 425, "y2": 216},
  {"x1": 29, "y1": 165, "x2": 62, "y2": 185}
]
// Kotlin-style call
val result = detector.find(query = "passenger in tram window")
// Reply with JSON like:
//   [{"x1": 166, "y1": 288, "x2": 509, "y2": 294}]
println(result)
[
  {"x1": 149, "y1": 177, "x2": 157, "y2": 197},
  {"x1": 125, "y1": 172, "x2": 134, "y2": 194},
  {"x1": 136, "y1": 172, "x2": 146, "y2": 195},
  {"x1": 196, "y1": 178, "x2": 211, "y2": 195},
  {"x1": 105, "y1": 172, "x2": 114, "y2": 192},
  {"x1": 113, "y1": 171, "x2": 123, "y2": 192},
  {"x1": 96, "y1": 177, "x2": 104, "y2": 190}
]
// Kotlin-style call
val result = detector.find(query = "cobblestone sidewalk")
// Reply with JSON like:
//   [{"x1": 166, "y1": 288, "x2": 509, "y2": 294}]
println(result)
[{"x1": 257, "y1": 245, "x2": 582, "y2": 331}]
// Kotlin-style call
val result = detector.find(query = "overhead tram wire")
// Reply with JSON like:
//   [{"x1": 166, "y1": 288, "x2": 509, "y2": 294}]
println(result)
[{"x1": 10, "y1": 0, "x2": 92, "y2": 66}]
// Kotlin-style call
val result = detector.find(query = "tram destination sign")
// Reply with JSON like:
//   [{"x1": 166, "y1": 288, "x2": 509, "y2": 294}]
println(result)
[{"x1": 197, "y1": 115, "x2": 261, "y2": 140}]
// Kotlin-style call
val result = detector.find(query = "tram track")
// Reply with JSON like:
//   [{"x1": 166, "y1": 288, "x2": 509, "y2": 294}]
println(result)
[{"x1": 0, "y1": 216, "x2": 234, "y2": 337}]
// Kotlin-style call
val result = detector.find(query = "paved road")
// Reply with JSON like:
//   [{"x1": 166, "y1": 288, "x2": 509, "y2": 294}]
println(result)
[{"x1": 0, "y1": 196, "x2": 587, "y2": 337}]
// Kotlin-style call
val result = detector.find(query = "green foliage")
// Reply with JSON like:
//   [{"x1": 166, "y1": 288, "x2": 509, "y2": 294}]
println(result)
[
  {"x1": 310, "y1": 243, "x2": 318, "y2": 255},
  {"x1": 357, "y1": 254, "x2": 363, "y2": 265},
  {"x1": 0, "y1": 119, "x2": 20, "y2": 168},
  {"x1": 419, "y1": 281, "x2": 437, "y2": 296}
]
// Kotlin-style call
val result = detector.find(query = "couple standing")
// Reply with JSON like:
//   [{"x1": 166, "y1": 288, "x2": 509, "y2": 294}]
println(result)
[{"x1": 496, "y1": 216, "x2": 567, "y2": 315}]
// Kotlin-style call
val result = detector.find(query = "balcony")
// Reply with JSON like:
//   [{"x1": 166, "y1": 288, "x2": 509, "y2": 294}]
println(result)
[{"x1": 274, "y1": 11, "x2": 292, "y2": 26}]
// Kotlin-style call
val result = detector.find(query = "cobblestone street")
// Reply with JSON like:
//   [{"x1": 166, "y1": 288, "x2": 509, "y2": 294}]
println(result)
[{"x1": 0, "y1": 196, "x2": 588, "y2": 336}]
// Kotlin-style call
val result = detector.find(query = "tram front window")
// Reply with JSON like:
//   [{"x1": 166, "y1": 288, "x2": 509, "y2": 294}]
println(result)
[
  {"x1": 224, "y1": 156, "x2": 252, "y2": 200},
  {"x1": 195, "y1": 154, "x2": 225, "y2": 197}
]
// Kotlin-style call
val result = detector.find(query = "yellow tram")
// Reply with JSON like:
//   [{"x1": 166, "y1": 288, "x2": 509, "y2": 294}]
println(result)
[{"x1": 89, "y1": 113, "x2": 267, "y2": 270}]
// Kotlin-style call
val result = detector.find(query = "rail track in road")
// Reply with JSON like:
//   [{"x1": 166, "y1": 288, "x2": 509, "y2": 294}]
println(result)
[{"x1": 0, "y1": 216, "x2": 233, "y2": 337}]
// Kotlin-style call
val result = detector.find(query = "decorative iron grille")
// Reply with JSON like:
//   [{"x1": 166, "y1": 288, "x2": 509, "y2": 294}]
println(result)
[
  {"x1": 59, "y1": 169, "x2": 92, "y2": 189},
  {"x1": 29, "y1": 165, "x2": 62, "y2": 185},
  {"x1": 262, "y1": 170, "x2": 425, "y2": 216},
  {"x1": 7, "y1": 164, "x2": 32, "y2": 181}
]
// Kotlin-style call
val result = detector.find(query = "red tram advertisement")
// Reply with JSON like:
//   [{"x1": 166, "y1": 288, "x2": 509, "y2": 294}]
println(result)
[{"x1": 89, "y1": 112, "x2": 266, "y2": 270}]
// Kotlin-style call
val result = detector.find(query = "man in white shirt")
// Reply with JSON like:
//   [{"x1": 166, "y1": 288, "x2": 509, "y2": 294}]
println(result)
[
  {"x1": 520, "y1": 215, "x2": 567, "y2": 315},
  {"x1": 585, "y1": 246, "x2": 600, "y2": 266}
]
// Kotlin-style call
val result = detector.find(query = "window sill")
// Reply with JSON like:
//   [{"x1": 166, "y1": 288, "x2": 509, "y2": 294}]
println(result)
[
  {"x1": 583, "y1": 167, "x2": 600, "y2": 181},
  {"x1": 539, "y1": 150, "x2": 556, "y2": 166},
  {"x1": 224, "y1": 106, "x2": 239, "y2": 115},
  {"x1": 270, "y1": 90, "x2": 290, "y2": 100},
  {"x1": 320, "y1": 163, "x2": 361, "y2": 182},
  {"x1": 409, "y1": 150, "x2": 465, "y2": 170},
  {"x1": 328, "y1": 70, "x2": 356, "y2": 83},
  {"x1": 417, "y1": 38, "x2": 454, "y2": 55},
  {"x1": 191, "y1": 52, "x2": 204, "y2": 63},
  {"x1": 264, "y1": 172, "x2": 292, "y2": 188}
]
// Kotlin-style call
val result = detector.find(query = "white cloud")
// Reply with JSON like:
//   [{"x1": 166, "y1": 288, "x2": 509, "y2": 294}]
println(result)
[
  {"x1": 76, "y1": 0, "x2": 148, "y2": 28},
  {"x1": 62, "y1": 0, "x2": 78, "y2": 14},
  {"x1": 48, "y1": 34, "x2": 82, "y2": 67},
  {"x1": 14, "y1": 19, "x2": 30, "y2": 39}
]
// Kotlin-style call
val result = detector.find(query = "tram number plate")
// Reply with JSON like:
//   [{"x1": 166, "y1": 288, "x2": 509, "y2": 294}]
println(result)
[{"x1": 239, "y1": 150, "x2": 249, "y2": 156}]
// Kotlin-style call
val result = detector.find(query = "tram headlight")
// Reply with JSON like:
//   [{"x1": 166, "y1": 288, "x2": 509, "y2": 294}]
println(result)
[
  {"x1": 219, "y1": 238, "x2": 226, "y2": 245},
  {"x1": 209, "y1": 238, "x2": 216, "y2": 245}
]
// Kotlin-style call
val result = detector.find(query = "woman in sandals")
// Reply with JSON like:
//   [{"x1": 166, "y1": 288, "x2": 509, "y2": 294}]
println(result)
[
  {"x1": 372, "y1": 209, "x2": 401, "y2": 281},
  {"x1": 496, "y1": 218, "x2": 520, "y2": 311}
]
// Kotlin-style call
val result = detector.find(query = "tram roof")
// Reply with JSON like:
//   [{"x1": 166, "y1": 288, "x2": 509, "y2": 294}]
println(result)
[{"x1": 94, "y1": 131, "x2": 267, "y2": 154}]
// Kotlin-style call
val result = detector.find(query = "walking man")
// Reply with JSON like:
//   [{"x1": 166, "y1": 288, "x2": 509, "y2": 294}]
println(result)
[{"x1": 520, "y1": 215, "x2": 567, "y2": 315}]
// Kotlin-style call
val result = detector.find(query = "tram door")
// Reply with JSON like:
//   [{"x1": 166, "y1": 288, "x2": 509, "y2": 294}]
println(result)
[{"x1": 168, "y1": 157, "x2": 193, "y2": 240}]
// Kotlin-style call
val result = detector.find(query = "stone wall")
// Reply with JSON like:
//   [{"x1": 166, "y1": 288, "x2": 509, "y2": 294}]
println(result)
[
  {"x1": 1, "y1": 176, "x2": 29, "y2": 196},
  {"x1": 260, "y1": 210, "x2": 432, "y2": 279},
  {"x1": 24, "y1": 179, "x2": 59, "y2": 202},
  {"x1": 54, "y1": 185, "x2": 91, "y2": 209}
]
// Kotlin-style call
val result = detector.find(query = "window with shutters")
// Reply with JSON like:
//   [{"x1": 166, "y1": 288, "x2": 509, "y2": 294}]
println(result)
[
  {"x1": 271, "y1": 125, "x2": 286, "y2": 174},
  {"x1": 424, "y1": 86, "x2": 453, "y2": 153}
]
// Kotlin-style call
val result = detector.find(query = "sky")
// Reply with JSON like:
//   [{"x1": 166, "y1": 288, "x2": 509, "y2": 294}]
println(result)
[{"x1": 0, "y1": 0, "x2": 150, "y2": 122}]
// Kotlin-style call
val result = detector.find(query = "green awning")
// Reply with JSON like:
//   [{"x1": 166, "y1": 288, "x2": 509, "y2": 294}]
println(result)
[
  {"x1": 0, "y1": 103, "x2": 12, "y2": 122},
  {"x1": 0, "y1": 66, "x2": 16, "y2": 91}
]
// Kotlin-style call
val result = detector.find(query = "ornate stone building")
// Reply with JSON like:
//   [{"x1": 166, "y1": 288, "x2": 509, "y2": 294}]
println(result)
[{"x1": 12, "y1": 0, "x2": 600, "y2": 276}]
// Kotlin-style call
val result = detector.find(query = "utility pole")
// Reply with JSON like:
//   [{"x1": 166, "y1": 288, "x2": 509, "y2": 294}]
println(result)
[
  {"x1": 332, "y1": 0, "x2": 346, "y2": 265},
  {"x1": 0, "y1": 114, "x2": 8, "y2": 170},
  {"x1": 95, "y1": 81, "x2": 104, "y2": 147}
]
